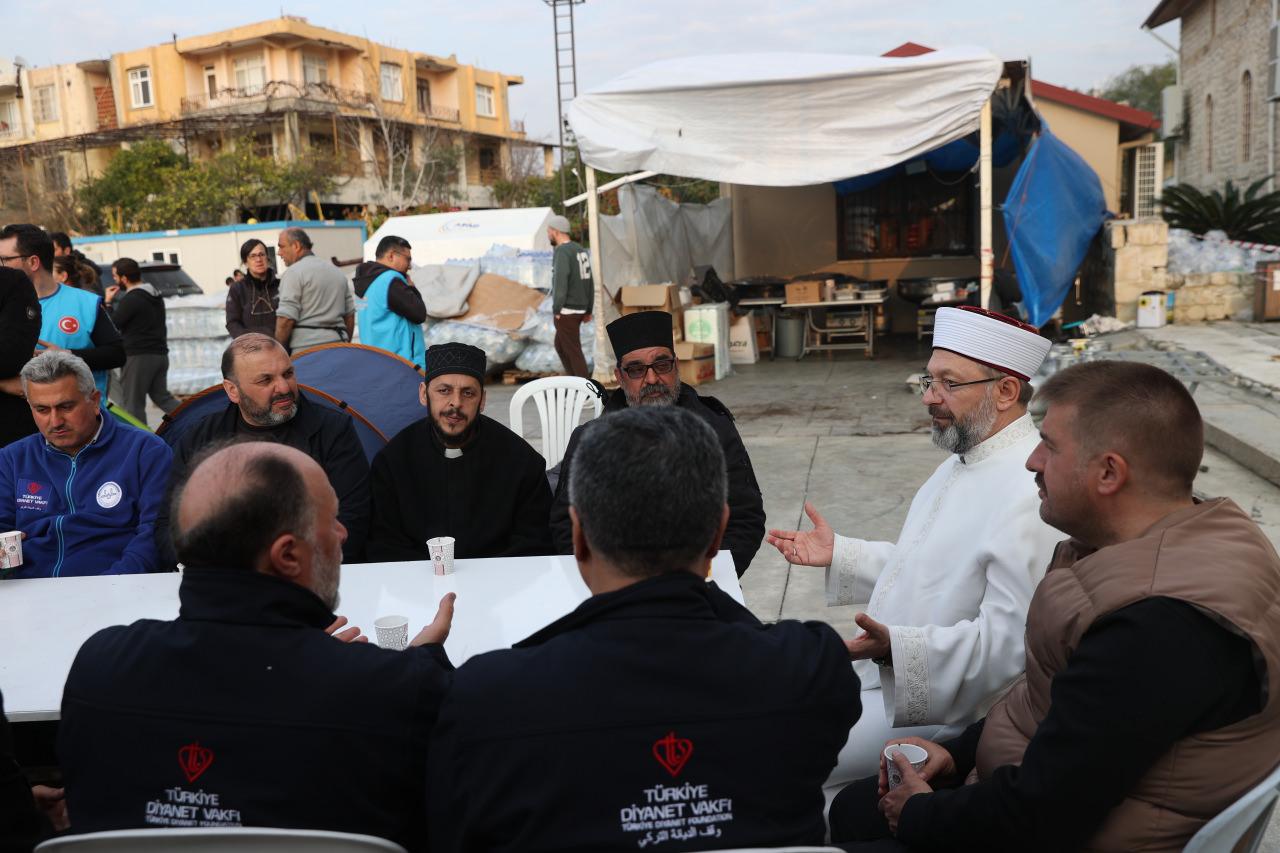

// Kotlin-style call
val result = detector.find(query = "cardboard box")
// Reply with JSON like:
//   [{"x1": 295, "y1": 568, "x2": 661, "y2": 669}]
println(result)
[
  {"x1": 456, "y1": 274, "x2": 547, "y2": 331},
  {"x1": 785, "y1": 280, "x2": 822, "y2": 305},
  {"x1": 620, "y1": 283, "x2": 684, "y2": 341},
  {"x1": 728, "y1": 314, "x2": 759, "y2": 364},
  {"x1": 675, "y1": 341, "x2": 716, "y2": 386}
]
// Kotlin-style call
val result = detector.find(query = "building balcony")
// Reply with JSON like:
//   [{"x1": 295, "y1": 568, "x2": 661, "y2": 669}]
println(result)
[
  {"x1": 422, "y1": 105, "x2": 460, "y2": 123},
  {"x1": 181, "y1": 81, "x2": 376, "y2": 118}
]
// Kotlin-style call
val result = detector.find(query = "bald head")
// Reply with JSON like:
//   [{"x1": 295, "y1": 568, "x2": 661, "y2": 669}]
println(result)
[{"x1": 173, "y1": 442, "x2": 321, "y2": 574}]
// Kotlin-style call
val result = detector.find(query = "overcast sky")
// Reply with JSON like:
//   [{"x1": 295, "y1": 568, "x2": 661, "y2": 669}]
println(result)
[{"x1": 8, "y1": 0, "x2": 1177, "y2": 143}]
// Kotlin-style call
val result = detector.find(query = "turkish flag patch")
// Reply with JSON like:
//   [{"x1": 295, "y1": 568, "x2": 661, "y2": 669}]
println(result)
[
  {"x1": 178, "y1": 741, "x2": 215, "y2": 783},
  {"x1": 57, "y1": 316, "x2": 79, "y2": 334},
  {"x1": 652, "y1": 730, "x2": 694, "y2": 778}
]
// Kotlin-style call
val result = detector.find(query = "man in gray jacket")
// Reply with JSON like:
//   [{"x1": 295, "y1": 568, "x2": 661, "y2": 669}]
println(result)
[
  {"x1": 274, "y1": 227, "x2": 354, "y2": 352},
  {"x1": 548, "y1": 214, "x2": 593, "y2": 378}
]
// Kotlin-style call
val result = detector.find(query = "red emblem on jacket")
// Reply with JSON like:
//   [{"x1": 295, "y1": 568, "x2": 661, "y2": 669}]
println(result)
[
  {"x1": 57, "y1": 316, "x2": 79, "y2": 334},
  {"x1": 652, "y1": 731, "x2": 694, "y2": 778},
  {"x1": 26, "y1": 482, "x2": 41, "y2": 494},
  {"x1": 178, "y1": 741, "x2": 215, "y2": 783}
]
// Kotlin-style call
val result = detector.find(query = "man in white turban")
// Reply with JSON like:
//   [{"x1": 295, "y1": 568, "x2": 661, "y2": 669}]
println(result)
[{"x1": 768, "y1": 306, "x2": 1062, "y2": 788}]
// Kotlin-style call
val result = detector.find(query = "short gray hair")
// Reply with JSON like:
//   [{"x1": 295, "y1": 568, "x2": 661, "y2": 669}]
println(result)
[
  {"x1": 280, "y1": 227, "x2": 312, "y2": 250},
  {"x1": 568, "y1": 406, "x2": 728, "y2": 577},
  {"x1": 20, "y1": 350, "x2": 96, "y2": 398}
]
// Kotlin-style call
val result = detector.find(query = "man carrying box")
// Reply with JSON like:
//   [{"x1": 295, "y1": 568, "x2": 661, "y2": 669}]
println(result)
[
  {"x1": 550, "y1": 311, "x2": 765, "y2": 575},
  {"x1": 548, "y1": 214, "x2": 593, "y2": 379}
]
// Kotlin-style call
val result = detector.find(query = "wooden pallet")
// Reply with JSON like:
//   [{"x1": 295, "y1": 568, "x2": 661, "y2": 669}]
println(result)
[{"x1": 499, "y1": 369, "x2": 560, "y2": 386}]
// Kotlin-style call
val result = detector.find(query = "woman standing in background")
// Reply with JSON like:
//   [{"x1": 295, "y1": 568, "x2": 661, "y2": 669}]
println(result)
[{"x1": 224, "y1": 238, "x2": 279, "y2": 338}]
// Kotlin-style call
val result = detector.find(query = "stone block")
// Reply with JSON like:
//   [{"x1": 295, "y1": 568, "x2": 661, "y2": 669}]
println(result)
[
  {"x1": 1210, "y1": 272, "x2": 1232, "y2": 286},
  {"x1": 1137, "y1": 244, "x2": 1168, "y2": 268},
  {"x1": 1184, "y1": 304, "x2": 1208, "y2": 322},
  {"x1": 1115, "y1": 277, "x2": 1147, "y2": 307},
  {"x1": 1113, "y1": 250, "x2": 1141, "y2": 284},
  {"x1": 1205, "y1": 302, "x2": 1228, "y2": 321},
  {"x1": 1150, "y1": 270, "x2": 1169, "y2": 290},
  {"x1": 1115, "y1": 301, "x2": 1138, "y2": 324},
  {"x1": 1184, "y1": 273, "x2": 1212, "y2": 288},
  {"x1": 1166, "y1": 272, "x2": 1185, "y2": 290},
  {"x1": 1109, "y1": 224, "x2": 1126, "y2": 249},
  {"x1": 1126, "y1": 222, "x2": 1160, "y2": 246}
]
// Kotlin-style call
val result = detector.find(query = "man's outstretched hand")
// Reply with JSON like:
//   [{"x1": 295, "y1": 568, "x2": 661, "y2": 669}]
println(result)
[{"x1": 766, "y1": 501, "x2": 835, "y2": 567}]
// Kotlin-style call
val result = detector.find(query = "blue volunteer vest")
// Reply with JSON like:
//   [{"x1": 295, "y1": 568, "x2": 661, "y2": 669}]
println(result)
[
  {"x1": 39, "y1": 284, "x2": 109, "y2": 398},
  {"x1": 356, "y1": 269, "x2": 425, "y2": 369}
]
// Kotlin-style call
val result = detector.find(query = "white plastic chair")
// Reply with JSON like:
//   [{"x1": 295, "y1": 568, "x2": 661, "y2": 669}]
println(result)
[
  {"x1": 508, "y1": 376, "x2": 604, "y2": 469},
  {"x1": 1183, "y1": 760, "x2": 1280, "y2": 853},
  {"x1": 35, "y1": 827, "x2": 406, "y2": 852}
]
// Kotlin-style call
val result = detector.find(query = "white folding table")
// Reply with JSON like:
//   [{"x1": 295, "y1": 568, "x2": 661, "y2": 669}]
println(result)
[{"x1": 0, "y1": 553, "x2": 743, "y2": 722}]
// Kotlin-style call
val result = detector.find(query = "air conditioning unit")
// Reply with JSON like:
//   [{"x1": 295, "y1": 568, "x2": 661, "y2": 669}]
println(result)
[{"x1": 1161, "y1": 85, "x2": 1184, "y2": 138}]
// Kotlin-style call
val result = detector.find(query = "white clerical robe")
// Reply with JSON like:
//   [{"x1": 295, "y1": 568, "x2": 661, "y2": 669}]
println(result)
[{"x1": 823, "y1": 414, "x2": 1062, "y2": 785}]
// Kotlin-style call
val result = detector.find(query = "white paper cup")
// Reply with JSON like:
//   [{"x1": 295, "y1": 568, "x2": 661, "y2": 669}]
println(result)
[
  {"x1": 373, "y1": 615, "x2": 409, "y2": 651},
  {"x1": 0, "y1": 531, "x2": 22, "y2": 570},
  {"x1": 884, "y1": 743, "x2": 929, "y2": 790},
  {"x1": 427, "y1": 537, "x2": 456, "y2": 575}
]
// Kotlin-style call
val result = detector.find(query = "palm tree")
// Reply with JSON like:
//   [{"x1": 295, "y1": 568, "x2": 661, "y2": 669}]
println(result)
[{"x1": 1159, "y1": 178, "x2": 1280, "y2": 244}]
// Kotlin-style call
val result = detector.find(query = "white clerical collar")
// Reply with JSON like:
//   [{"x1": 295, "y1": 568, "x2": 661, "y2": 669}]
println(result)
[
  {"x1": 959, "y1": 413, "x2": 1036, "y2": 465},
  {"x1": 444, "y1": 447, "x2": 463, "y2": 459}
]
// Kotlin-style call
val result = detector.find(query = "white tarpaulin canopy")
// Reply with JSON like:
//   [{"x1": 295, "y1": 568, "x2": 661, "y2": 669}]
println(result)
[
  {"x1": 365, "y1": 208, "x2": 554, "y2": 264},
  {"x1": 567, "y1": 46, "x2": 1002, "y2": 187}
]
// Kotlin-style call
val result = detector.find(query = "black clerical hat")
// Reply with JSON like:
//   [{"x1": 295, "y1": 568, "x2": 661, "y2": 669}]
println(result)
[
  {"x1": 425, "y1": 342, "x2": 486, "y2": 383},
  {"x1": 606, "y1": 311, "x2": 674, "y2": 360}
]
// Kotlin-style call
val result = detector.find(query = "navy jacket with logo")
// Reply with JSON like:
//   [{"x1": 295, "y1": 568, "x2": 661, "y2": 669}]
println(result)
[
  {"x1": 427, "y1": 571, "x2": 861, "y2": 853},
  {"x1": 58, "y1": 569, "x2": 453, "y2": 852},
  {"x1": 0, "y1": 412, "x2": 171, "y2": 577}
]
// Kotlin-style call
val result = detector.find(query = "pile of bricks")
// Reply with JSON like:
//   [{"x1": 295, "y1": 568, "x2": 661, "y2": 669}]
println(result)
[
  {"x1": 1167, "y1": 271, "x2": 1255, "y2": 323},
  {"x1": 1108, "y1": 218, "x2": 1169, "y2": 324}
]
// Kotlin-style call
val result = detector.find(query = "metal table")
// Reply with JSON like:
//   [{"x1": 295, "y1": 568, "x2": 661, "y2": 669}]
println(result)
[
  {"x1": 783, "y1": 293, "x2": 889, "y2": 359},
  {"x1": 737, "y1": 297, "x2": 786, "y2": 360}
]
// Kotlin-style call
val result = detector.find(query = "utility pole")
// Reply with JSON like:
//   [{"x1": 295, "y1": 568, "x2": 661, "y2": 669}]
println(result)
[{"x1": 542, "y1": 0, "x2": 584, "y2": 205}]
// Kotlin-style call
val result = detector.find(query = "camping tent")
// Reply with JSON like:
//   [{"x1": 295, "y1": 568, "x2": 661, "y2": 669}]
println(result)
[{"x1": 364, "y1": 208, "x2": 556, "y2": 265}]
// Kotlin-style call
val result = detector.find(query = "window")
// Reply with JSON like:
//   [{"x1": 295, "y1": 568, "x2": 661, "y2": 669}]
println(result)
[
  {"x1": 1205, "y1": 94, "x2": 1214, "y2": 172},
  {"x1": 0, "y1": 99, "x2": 19, "y2": 137},
  {"x1": 42, "y1": 156, "x2": 68, "y2": 192},
  {"x1": 234, "y1": 54, "x2": 266, "y2": 95},
  {"x1": 416, "y1": 79, "x2": 432, "y2": 114},
  {"x1": 380, "y1": 62, "x2": 403, "y2": 101},
  {"x1": 475, "y1": 84, "x2": 495, "y2": 118},
  {"x1": 128, "y1": 67, "x2": 153, "y2": 108},
  {"x1": 1242, "y1": 71, "x2": 1253, "y2": 161},
  {"x1": 33, "y1": 85, "x2": 58, "y2": 123},
  {"x1": 252, "y1": 132, "x2": 274, "y2": 158},
  {"x1": 303, "y1": 54, "x2": 328, "y2": 86},
  {"x1": 204, "y1": 66, "x2": 217, "y2": 99},
  {"x1": 836, "y1": 168, "x2": 975, "y2": 260}
]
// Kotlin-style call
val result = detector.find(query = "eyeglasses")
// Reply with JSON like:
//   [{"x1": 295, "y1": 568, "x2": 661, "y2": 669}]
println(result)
[
  {"x1": 0, "y1": 253, "x2": 32, "y2": 264},
  {"x1": 246, "y1": 251, "x2": 268, "y2": 260},
  {"x1": 918, "y1": 375, "x2": 1001, "y2": 395},
  {"x1": 620, "y1": 356, "x2": 677, "y2": 380}
]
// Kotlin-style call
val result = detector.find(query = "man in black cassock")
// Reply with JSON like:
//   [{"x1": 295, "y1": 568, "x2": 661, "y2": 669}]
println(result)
[
  {"x1": 366, "y1": 342, "x2": 554, "y2": 560},
  {"x1": 550, "y1": 311, "x2": 766, "y2": 575}
]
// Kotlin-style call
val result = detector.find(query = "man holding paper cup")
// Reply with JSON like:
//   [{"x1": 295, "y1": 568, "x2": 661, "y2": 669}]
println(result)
[
  {"x1": 58, "y1": 442, "x2": 455, "y2": 850},
  {"x1": 830, "y1": 362, "x2": 1280, "y2": 852}
]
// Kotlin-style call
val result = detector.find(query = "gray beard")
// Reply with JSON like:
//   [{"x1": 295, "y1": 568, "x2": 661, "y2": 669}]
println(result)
[
  {"x1": 624, "y1": 379, "x2": 680, "y2": 408},
  {"x1": 930, "y1": 390, "x2": 999, "y2": 455}
]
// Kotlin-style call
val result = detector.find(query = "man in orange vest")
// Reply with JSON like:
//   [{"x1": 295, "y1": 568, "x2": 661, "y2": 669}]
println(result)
[{"x1": 831, "y1": 360, "x2": 1280, "y2": 853}]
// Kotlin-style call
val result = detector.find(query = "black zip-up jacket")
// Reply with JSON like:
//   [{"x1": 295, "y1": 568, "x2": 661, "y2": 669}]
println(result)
[
  {"x1": 353, "y1": 261, "x2": 427, "y2": 324},
  {"x1": 550, "y1": 385, "x2": 766, "y2": 575},
  {"x1": 106, "y1": 283, "x2": 168, "y2": 355},
  {"x1": 427, "y1": 571, "x2": 861, "y2": 853},
  {"x1": 157, "y1": 394, "x2": 371, "y2": 566},
  {"x1": 0, "y1": 269, "x2": 39, "y2": 447},
  {"x1": 58, "y1": 569, "x2": 452, "y2": 852}
]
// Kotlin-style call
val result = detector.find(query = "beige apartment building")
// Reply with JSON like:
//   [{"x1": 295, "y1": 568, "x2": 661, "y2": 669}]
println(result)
[{"x1": 0, "y1": 16, "x2": 552, "y2": 222}]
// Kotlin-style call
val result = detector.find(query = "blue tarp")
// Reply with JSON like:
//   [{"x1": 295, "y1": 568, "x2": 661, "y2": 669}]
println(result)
[
  {"x1": 834, "y1": 131, "x2": 1022, "y2": 195},
  {"x1": 1002, "y1": 129, "x2": 1108, "y2": 328}
]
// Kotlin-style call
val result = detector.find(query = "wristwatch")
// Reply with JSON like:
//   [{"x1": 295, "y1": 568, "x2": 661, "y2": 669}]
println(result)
[{"x1": 872, "y1": 653, "x2": 893, "y2": 668}]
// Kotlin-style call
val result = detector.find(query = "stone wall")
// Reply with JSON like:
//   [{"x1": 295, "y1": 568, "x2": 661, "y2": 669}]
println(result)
[
  {"x1": 1167, "y1": 270, "x2": 1256, "y2": 323},
  {"x1": 1109, "y1": 218, "x2": 1169, "y2": 323}
]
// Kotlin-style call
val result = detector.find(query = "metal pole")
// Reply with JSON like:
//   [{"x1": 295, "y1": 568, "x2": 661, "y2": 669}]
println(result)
[
  {"x1": 979, "y1": 98, "x2": 993, "y2": 310},
  {"x1": 586, "y1": 166, "x2": 612, "y2": 384}
]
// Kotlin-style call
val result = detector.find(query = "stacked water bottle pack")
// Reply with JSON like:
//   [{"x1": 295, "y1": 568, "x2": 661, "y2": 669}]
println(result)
[{"x1": 164, "y1": 294, "x2": 231, "y2": 396}]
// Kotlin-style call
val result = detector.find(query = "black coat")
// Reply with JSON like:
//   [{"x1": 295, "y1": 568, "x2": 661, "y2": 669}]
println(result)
[
  {"x1": 58, "y1": 569, "x2": 451, "y2": 852},
  {"x1": 367, "y1": 414, "x2": 553, "y2": 561},
  {"x1": 427, "y1": 571, "x2": 861, "y2": 853},
  {"x1": 0, "y1": 270, "x2": 39, "y2": 448},
  {"x1": 551, "y1": 386, "x2": 766, "y2": 575},
  {"x1": 1, "y1": 689, "x2": 51, "y2": 853},
  {"x1": 107, "y1": 284, "x2": 168, "y2": 355},
  {"x1": 158, "y1": 394, "x2": 371, "y2": 566}
]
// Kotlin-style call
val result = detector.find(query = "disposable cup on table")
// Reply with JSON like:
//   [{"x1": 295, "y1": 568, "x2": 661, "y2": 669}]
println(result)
[
  {"x1": 427, "y1": 537, "x2": 456, "y2": 575},
  {"x1": 884, "y1": 743, "x2": 929, "y2": 790},
  {"x1": 374, "y1": 615, "x2": 410, "y2": 651},
  {"x1": 0, "y1": 531, "x2": 22, "y2": 570}
]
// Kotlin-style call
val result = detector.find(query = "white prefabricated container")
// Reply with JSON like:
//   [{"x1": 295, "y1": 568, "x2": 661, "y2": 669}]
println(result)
[{"x1": 1137, "y1": 290, "x2": 1167, "y2": 328}]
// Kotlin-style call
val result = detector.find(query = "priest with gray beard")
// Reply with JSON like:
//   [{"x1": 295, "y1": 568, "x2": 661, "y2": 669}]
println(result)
[
  {"x1": 549, "y1": 311, "x2": 766, "y2": 575},
  {"x1": 768, "y1": 306, "x2": 1063, "y2": 791}
]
